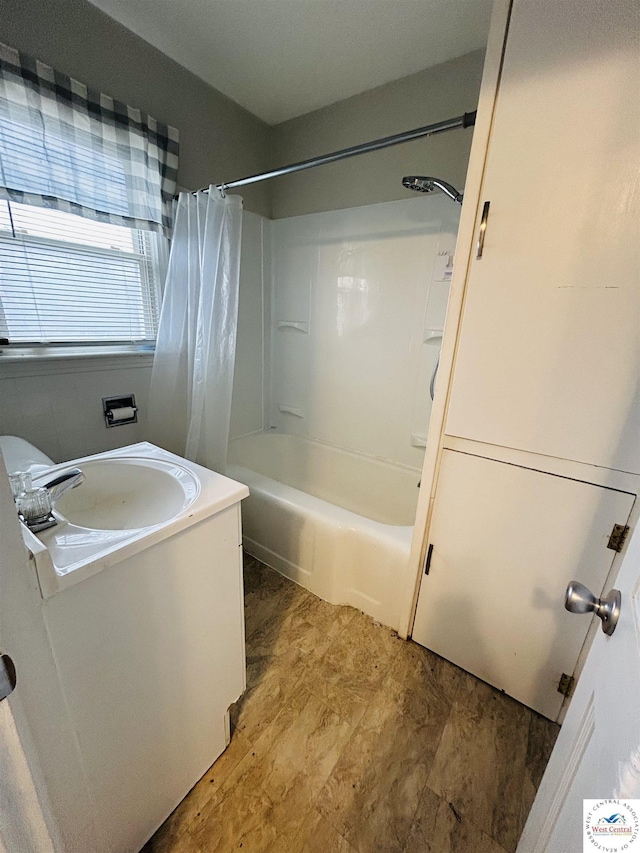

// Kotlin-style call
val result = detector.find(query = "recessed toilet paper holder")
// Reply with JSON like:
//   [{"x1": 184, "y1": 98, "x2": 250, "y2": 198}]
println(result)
[{"x1": 103, "y1": 395, "x2": 138, "y2": 427}]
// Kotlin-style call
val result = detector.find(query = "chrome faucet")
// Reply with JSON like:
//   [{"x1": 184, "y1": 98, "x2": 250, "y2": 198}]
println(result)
[{"x1": 42, "y1": 468, "x2": 85, "y2": 504}]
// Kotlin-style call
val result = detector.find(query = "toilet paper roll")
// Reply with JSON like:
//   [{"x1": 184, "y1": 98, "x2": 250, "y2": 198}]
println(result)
[{"x1": 108, "y1": 406, "x2": 136, "y2": 423}]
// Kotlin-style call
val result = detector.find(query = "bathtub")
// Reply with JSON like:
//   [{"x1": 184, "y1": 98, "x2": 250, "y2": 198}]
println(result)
[{"x1": 227, "y1": 431, "x2": 421, "y2": 629}]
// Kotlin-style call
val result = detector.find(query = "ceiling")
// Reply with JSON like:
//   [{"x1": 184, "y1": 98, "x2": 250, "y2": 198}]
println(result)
[{"x1": 87, "y1": 0, "x2": 493, "y2": 125}]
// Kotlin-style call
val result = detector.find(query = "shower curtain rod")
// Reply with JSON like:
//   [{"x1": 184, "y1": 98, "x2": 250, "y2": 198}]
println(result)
[{"x1": 189, "y1": 110, "x2": 477, "y2": 197}]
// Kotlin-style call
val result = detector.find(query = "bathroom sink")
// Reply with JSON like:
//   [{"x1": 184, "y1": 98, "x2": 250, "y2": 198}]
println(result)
[
  {"x1": 43, "y1": 458, "x2": 199, "y2": 530},
  {"x1": 17, "y1": 442, "x2": 248, "y2": 597}
]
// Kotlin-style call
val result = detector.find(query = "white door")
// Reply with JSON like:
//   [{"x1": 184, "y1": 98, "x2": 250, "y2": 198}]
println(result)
[
  {"x1": 411, "y1": 450, "x2": 635, "y2": 719},
  {"x1": 0, "y1": 455, "x2": 56, "y2": 852},
  {"x1": 518, "y1": 524, "x2": 640, "y2": 851},
  {"x1": 445, "y1": 0, "x2": 640, "y2": 474}
]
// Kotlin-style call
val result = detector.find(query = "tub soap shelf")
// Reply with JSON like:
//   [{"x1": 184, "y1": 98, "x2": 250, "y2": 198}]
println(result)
[
  {"x1": 277, "y1": 321, "x2": 309, "y2": 333},
  {"x1": 278, "y1": 404, "x2": 305, "y2": 418}
]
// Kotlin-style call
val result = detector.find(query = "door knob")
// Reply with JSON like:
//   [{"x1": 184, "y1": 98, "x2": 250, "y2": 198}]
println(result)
[
  {"x1": 564, "y1": 581, "x2": 621, "y2": 636},
  {"x1": 0, "y1": 654, "x2": 16, "y2": 702}
]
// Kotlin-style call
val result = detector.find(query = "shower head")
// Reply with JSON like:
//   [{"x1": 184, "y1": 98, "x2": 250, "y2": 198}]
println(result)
[{"x1": 402, "y1": 176, "x2": 464, "y2": 204}]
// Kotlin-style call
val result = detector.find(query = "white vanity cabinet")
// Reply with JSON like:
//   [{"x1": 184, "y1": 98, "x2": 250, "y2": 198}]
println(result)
[
  {"x1": 1, "y1": 441, "x2": 250, "y2": 853},
  {"x1": 445, "y1": 0, "x2": 640, "y2": 474},
  {"x1": 42, "y1": 501, "x2": 247, "y2": 853},
  {"x1": 0, "y1": 437, "x2": 249, "y2": 853}
]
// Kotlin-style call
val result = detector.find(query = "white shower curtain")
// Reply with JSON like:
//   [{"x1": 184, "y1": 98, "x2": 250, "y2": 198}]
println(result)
[{"x1": 148, "y1": 188, "x2": 243, "y2": 473}]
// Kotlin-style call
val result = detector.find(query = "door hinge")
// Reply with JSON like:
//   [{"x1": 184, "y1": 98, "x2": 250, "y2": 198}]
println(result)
[
  {"x1": 0, "y1": 654, "x2": 16, "y2": 702},
  {"x1": 607, "y1": 524, "x2": 630, "y2": 553},
  {"x1": 557, "y1": 672, "x2": 575, "y2": 697},
  {"x1": 424, "y1": 543, "x2": 434, "y2": 575}
]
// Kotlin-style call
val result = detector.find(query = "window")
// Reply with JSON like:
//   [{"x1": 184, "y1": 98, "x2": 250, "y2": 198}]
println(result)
[
  {"x1": 0, "y1": 40, "x2": 179, "y2": 352},
  {"x1": 0, "y1": 200, "x2": 163, "y2": 346}
]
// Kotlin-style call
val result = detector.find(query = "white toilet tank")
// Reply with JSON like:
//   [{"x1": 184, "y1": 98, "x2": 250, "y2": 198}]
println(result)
[{"x1": 0, "y1": 435, "x2": 54, "y2": 473}]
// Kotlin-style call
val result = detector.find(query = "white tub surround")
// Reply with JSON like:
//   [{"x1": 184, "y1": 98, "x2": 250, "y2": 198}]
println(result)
[
  {"x1": 1, "y1": 438, "x2": 249, "y2": 852},
  {"x1": 269, "y1": 195, "x2": 460, "y2": 471},
  {"x1": 228, "y1": 431, "x2": 420, "y2": 629}
]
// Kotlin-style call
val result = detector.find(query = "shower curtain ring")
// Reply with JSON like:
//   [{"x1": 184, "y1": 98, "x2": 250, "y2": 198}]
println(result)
[{"x1": 217, "y1": 184, "x2": 227, "y2": 199}]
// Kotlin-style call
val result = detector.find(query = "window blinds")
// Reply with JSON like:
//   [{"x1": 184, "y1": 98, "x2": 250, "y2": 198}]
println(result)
[{"x1": 0, "y1": 200, "x2": 162, "y2": 344}]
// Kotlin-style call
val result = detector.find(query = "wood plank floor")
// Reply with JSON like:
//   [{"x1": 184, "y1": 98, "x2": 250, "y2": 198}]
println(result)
[{"x1": 143, "y1": 556, "x2": 558, "y2": 853}]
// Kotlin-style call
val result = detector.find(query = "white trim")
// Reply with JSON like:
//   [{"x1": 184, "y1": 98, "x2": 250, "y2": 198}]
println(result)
[
  {"x1": 0, "y1": 228, "x2": 150, "y2": 263},
  {"x1": 0, "y1": 350, "x2": 154, "y2": 377},
  {"x1": 442, "y1": 436, "x2": 640, "y2": 495},
  {"x1": 397, "y1": 0, "x2": 514, "y2": 639}
]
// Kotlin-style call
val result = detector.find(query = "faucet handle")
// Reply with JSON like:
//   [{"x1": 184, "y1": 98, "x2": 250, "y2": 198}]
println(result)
[
  {"x1": 9, "y1": 471, "x2": 32, "y2": 499},
  {"x1": 16, "y1": 487, "x2": 55, "y2": 532}
]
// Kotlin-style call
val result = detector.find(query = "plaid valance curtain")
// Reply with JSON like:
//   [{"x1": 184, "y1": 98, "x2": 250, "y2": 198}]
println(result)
[{"x1": 0, "y1": 41, "x2": 179, "y2": 235}]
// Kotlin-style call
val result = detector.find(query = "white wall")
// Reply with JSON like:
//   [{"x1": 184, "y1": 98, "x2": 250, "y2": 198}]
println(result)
[
  {"x1": 270, "y1": 51, "x2": 484, "y2": 219},
  {"x1": 0, "y1": 356, "x2": 153, "y2": 465},
  {"x1": 269, "y1": 195, "x2": 460, "y2": 469}
]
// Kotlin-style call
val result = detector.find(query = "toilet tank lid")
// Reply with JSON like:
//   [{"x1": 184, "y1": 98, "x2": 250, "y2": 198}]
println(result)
[{"x1": 0, "y1": 436, "x2": 54, "y2": 474}]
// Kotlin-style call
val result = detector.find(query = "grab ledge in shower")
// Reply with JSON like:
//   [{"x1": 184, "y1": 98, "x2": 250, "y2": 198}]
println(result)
[
  {"x1": 277, "y1": 321, "x2": 309, "y2": 333},
  {"x1": 278, "y1": 404, "x2": 305, "y2": 418}
]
